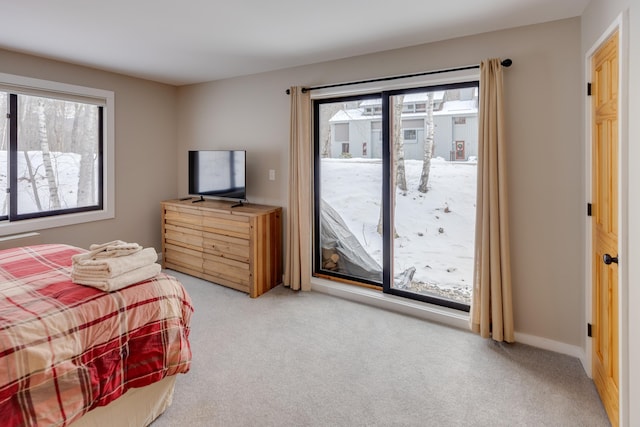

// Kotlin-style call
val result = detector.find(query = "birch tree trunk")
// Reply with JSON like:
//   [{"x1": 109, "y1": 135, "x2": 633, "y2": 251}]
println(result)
[
  {"x1": 394, "y1": 95, "x2": 407, "y2": 191},
  {"x1": 0, "y1": 94, "x2": 6, "y2": 151},
  {"x1": 23, "y1": 152, "x2": 43, "y2": 211},
  {"x1": 319, "y1": 103, "x2": 343, "y2": 158},
  {"x1": 37, "y1": 99, "x2": 61, "y2": 210},
  {"x1": 377, "y1": 95, "x2": 404, "y2": 236},
  {"x1": 75, "y1": 105, "x2": 96, "y2": 206},
  {"x1": 418, "y1": 91, "x2": 435, "y2": 193}
]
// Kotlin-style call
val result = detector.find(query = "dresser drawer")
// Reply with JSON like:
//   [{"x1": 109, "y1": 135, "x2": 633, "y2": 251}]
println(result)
[
  {"x1": 203, "y1": 253, "x2": 250, "y2": 285},
  {"x1": 164, "y1": 243, "x2": 203, "y2": 271},
  {"x1": 164, "y1": 206, "x2": 203, "y2": 229},
  {"x1": 201, "y1": 213, "x2": 250, "y2": 239},
  {"x1": 164, "y1": 223, "x2": 203, "y2": 250},
  {"x1": 202, "y1": 232, "x2": 249, "y2": 263}
]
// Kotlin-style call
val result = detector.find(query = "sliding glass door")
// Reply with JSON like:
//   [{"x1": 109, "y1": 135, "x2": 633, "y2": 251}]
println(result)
[
  {"x1": 315, "y1": 94, "x2": 384, "y2": 285},
  {"x1": 314, "y1": 82, "x2": 479, "y2": 311}
]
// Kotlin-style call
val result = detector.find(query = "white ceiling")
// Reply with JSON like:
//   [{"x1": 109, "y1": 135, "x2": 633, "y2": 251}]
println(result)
[{"x1": 2, "y1": 0, "x2": 589, "y2": 86}]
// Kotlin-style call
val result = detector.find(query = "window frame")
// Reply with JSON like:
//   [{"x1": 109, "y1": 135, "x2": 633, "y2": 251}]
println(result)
[
  {"x1": 0, "y1": 72, "x2": 115, "y2": 236},
  {"x1": 311, "y1": 68, "x2": 480, "y2": 312}
]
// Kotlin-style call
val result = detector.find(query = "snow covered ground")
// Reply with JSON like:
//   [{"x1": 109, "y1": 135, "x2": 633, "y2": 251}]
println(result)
[
  {"x1": 320, "y1": 157, "x2": 476, "y2": 304},
  {"x1": 0, "y1": 151, "x2": 88, "y2": 216}
]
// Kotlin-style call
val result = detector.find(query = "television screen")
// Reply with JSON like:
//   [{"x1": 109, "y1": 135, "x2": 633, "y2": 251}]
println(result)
[{"x1": 188, "y1": 150, "x2": 246, "y2": 200}]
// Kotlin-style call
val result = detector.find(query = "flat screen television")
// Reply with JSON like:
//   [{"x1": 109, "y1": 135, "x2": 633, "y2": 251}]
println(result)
[{"x1": 188, "y1": 150, "x2": 246, "y2": 201}]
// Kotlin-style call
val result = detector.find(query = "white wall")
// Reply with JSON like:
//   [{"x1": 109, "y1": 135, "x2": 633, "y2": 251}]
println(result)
[
  {"x1": 582, "y1": 1, "x2": 639, "y2": 425},
  {"x1": 177, "y1": 18, "x2": 585, "y2": 347}
]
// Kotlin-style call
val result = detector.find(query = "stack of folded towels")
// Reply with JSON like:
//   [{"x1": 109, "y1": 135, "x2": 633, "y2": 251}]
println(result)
[{"x1": 71, "y1": 240, "x2": 161, "y2": 292}]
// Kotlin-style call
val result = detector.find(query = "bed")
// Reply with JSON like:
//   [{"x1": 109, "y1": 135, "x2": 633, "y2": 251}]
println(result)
[{"x1": 0, "y1": 244, "x2": 193, "y2": 427}]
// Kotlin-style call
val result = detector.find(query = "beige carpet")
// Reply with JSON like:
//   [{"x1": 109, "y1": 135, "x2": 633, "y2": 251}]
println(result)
[{"x1": 153, "y1": 270, "x2": 610, "y2": 427}]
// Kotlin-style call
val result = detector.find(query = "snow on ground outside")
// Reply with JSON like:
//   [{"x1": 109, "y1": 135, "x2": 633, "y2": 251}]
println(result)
[
  {"x1": 320, "y1": 157, "x2": 476, "y2": 303},
  {"x1": 0, "y1": 151, "x2": 86, "y2": 215}
]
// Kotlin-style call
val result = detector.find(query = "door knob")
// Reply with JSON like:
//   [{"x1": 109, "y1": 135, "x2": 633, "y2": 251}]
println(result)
[{"x1": 603, "y1": 254, "x2": 618, "y2": 265}]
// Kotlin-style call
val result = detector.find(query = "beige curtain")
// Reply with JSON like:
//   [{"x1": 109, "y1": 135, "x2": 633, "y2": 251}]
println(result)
[
  {"x1": 283, "y1": 87, "x2": 312, "y2": 291},
  {"x1": 470, "y1": 59, "x2": 514, "y2": 342}
]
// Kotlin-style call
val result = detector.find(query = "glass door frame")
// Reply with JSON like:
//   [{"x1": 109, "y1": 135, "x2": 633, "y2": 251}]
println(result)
[
  {"x1": 313, "y1": 82, "x2": 478, "y2": 312},
  {"x1": 313, "y1": 92, "x2": 384, "y2": 289}
]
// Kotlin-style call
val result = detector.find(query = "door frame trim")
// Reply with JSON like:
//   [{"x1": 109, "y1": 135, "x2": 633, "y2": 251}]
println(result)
[{"x1": 584, "y1": 11, "x2": 629, "y2": 426}]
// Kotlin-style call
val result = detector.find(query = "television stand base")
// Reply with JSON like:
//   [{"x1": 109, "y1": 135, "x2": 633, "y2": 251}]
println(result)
[
  {"x1": 192, "y1": 196, "x2": 205, "y2": 203},
  {"x1": 231, "y1": 201, "x2": 244, "y2": 208}
]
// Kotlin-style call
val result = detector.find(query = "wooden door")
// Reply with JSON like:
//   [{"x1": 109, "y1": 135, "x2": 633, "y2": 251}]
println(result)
[
  {"x1": 455, "y1": 141, "x2": 465, "y2": 160},
  {"x1": 591, "y1": 30, "x2": 619, "y2": 427}
]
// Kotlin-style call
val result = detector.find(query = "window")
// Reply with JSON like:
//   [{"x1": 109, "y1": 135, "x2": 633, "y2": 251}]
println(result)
[
  {"x1": 334, "y1": 123, "x2": 349, "y2": 141},
  {"x1": 453, "y1": 117, "x2": 466, "y2": 125},
  {"x1": 314, "y1": 79, "x2": 479, "y2": 312},
  {"x1": 0, "y1": 73, "x2": 114, "y2": 235},
  {"x1": 403, "y1": 129, "x2": 418, "y2": 142}
]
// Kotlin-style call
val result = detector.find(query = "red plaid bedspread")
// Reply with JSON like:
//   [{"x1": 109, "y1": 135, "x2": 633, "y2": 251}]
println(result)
[{"x1": 0, "y1": 244, "x2": 193, "y2": 427}]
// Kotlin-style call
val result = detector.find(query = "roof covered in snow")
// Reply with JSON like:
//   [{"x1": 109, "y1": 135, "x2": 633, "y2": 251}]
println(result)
[{"x1": 330, "y1": 99, "x2": 477, "y2": 122}]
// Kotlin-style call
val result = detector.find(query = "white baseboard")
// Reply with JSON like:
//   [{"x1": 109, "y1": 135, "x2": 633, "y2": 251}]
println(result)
[
  {"x1": 311, "y1": 278, "x2": 471, "y2": 331},
  {"x1": 515, "y1": 331, "x2": 588, "y2": 372},
  {"x1": 311, "y1": 277, "x2": 589, "y2": 372}
]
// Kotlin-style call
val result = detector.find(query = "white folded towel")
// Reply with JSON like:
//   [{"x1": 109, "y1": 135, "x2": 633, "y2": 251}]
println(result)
[
  {"x1": 72, "y1": 247, "x2": 158, "y2": 278},
  {"x1": 85, "y1": 240, "x2": 142, "y2": 259},
  {"x1": 72, "y1": 263, "x2": 161, "y2": 292}
]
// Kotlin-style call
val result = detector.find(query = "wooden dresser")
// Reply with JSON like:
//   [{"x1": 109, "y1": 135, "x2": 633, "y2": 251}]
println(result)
[{"x1": 161, "y1": 199, "x2": 282, "y2": 297}]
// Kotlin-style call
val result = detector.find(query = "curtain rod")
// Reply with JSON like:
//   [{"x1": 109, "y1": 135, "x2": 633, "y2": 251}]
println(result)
[{"x1": 285, "y1": 58, "x2": 512, "y2": 95}]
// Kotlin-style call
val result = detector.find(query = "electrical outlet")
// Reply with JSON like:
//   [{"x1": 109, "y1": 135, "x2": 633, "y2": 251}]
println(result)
[{"x1": 269, "y1": 169, "x2": 276, "y2": 181}]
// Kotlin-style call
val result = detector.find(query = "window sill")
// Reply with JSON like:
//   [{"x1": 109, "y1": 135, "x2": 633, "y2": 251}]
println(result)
[
  {"x1": 310, "y1": 277, "x2": 470, "y2": 330},
  {"x1": 0, "y1": 209, "x2": 114, "y2": 237}
]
